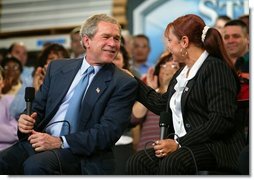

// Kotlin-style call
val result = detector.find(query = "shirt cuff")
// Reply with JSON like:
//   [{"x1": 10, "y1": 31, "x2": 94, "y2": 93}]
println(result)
[
  {"x1": 61, "y1": 136, "x2": 70, "y2": 148},
  {"x1": 174, "y1": 139, "x2": 181, "y2": 149}
]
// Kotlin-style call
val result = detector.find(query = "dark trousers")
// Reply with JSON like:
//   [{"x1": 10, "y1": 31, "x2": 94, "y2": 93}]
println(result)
[
  {"x1": 0, "y1": 140, "x2": 81, "y2": 175},
  {"x1": 126, "y1": 145, "x2": 217, "y2": 175},
  {"x1": 238, "y1": 145, "x2": 249, "y2": 175},
  {"x1": 113, "y1": 143, "x2": 134, "y2": 175}
]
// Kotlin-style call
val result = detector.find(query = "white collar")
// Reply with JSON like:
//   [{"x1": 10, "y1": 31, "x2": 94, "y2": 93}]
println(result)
[
  {"x1": 179, "y1": 50, "x2": 209, "y2": 81},
  {"x1": 81, "y1": 56, "x2": 102, "y2": 74}
]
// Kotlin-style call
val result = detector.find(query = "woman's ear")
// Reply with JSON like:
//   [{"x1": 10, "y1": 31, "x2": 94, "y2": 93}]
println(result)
[{"x1": 180, "y1": 36, "x2": 189, "y2": 48}]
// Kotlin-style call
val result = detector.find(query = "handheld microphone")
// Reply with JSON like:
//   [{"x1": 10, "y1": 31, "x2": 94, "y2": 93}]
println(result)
[
  {"x1": 25, "y1": 87, "x2": 35, "y2": 115},
  {"x1": 159, "y1": 112, "x2": 170, "y2": 139}
]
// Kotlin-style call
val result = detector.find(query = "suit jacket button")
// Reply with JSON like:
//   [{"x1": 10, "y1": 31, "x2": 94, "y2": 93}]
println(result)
[{"x1": 186, "y1": 123, "x2": 191, "y2": 128}]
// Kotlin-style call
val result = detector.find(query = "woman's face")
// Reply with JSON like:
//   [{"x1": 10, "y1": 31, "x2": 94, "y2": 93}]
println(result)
[
  {"x1": 46, "y1": 51, "x2": 62, "y2": 65},
  {"x1": 165, "y1": 28, "x2": 185, "y2": 63},
  {"x1": 3, "y1": 61, "x2": 21, "y2": 81},
  {"x1": 112, "y1": 52, "x2": 124, "y2": 69}
]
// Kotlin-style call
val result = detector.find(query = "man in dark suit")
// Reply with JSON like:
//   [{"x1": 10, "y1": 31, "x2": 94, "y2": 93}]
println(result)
[{"x1": 0, "y1": 14, "x2": 137, "y2": 175}]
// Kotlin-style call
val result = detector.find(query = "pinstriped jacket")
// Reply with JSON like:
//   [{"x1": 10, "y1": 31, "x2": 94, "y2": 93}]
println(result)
[{"x1": 136, "y1": 55, "x2": 245, "y2": 171}]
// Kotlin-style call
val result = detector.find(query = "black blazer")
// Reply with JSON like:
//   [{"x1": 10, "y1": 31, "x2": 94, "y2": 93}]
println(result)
[
  {"x1": 18, "y1": 58, "x2": 138, "y2": 174},
  {"x1": 136, "y1": 56, "x2": 245, "y2": 171}
]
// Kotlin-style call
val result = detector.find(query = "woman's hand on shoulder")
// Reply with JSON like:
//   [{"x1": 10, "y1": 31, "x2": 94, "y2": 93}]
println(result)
[{"x1": 121, "y1": 69, "x2": 134, "y2": 77}]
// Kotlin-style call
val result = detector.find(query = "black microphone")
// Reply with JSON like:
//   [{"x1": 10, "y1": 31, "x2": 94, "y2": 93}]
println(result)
[
  {"x1": 25, "y1": 87, "x2": 35, "y2": 115},
  {"x1": 159, "y1": 112, "x2": 170, "y2": 139}
]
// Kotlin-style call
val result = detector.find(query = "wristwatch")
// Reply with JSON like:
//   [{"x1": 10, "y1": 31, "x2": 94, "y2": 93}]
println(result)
[{"x1": 60, "y1": 136, "x2": 64, "y2": 149}]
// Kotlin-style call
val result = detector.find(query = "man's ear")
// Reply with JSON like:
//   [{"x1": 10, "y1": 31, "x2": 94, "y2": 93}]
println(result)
[{"x1": 80, "y1": 35, "x2": 89, "y2": 49}]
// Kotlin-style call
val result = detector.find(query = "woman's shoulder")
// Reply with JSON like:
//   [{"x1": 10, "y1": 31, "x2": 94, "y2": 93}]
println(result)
[
  {"x1": 0, "y1": 94, "x2": 15, "y2": 105},
  {"x1": 0, "y1": 95, "x2": 15, "y2": 119},
  {"x1": 202, "y1": 56, "x2": 230, "y2": 71}
]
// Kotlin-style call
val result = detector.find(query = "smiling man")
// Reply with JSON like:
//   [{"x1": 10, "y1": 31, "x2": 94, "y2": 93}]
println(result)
[
  {"x1": 0, "y1": 14, "x2": 138, "y2": 175},
  {"x1": 223, "y1": 19, "x2": 249, "y2": 100},
  {"x1": 223, "y1": 19, "x2": 249, "y2": 65}
]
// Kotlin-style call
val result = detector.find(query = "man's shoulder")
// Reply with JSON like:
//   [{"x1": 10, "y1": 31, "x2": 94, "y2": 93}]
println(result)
[
  {"x1": 49, "y1": 58, "x2": 82, "y2": 71},
  {"x1": 102, "y1": 64, "x2": 137, "y2": 86},
  {"x1": 51, "y1": 58, "x2": 82, "y2": 66}
]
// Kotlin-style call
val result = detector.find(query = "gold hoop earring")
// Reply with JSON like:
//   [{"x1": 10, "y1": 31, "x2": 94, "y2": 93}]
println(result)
[{"x1": 180, "y1": 48, "x2": 188, "y2": 57}]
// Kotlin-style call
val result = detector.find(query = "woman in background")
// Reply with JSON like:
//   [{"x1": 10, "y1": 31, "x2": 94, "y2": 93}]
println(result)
[
  {"x1": 131, "y1": 52, "x2": 181, "y2": 152},
  {"x1": 33, "y1": 43, "x2": 70, "y2": 92},
  {"x1": 0, "y1": 65, "x2": 18, "y2": 151}
]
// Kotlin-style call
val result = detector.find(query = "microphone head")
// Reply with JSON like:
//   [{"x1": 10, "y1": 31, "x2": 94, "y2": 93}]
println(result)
[
  {"x1": 159, "y1": 111, "x2": 170, "y2": 127},
  {"x1": 25, "y1": 87, "x2": 35, "y2": 102}
]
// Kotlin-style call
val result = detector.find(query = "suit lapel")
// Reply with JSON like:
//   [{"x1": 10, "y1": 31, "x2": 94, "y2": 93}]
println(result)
[
  {"x1": 180, "y1": 78, "x2": 196, "y2": 115},
  {"x1": 180, "y1": 58, "x2": 209, "y2": 116},
  {"x1": 166, "y1": 66, "x2": 198, "y2": 117},
  {"x1": 46, "y1": 59, "x2": 82, "y2": 119}
]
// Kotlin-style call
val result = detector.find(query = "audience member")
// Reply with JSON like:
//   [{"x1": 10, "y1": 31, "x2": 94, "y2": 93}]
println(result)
[
  {"x1": 6, "y1": 42, "x2": 40, "y2": 120},
  {"x1": 127, "y1": 14, "x2": 245, "y2": 175},
  {"x1": 7, "y1": 42, "x2": 33, "y2": 86},
  {"x1": 239, "y1": 14, "x2": 249, "y2": 30},
  {"x1": 33, "y1": 43, "x2": 70, "y2": 92},
  {"x1": 224, "y1": 18, "x2": 249, "y2": 175},
  {"x1": 0, "y1": 13, "x2": 137, "y2": 175},
  {"x1": 223, "y1": 19, "x2": 249, "y2": 65},
  {"x1": 1, "y1": 57, "x2": 23, "y2": 95},
  {"x1": 121, "y1": 29, "x2": 134, "y2": 60},
  {"x1": 131, "y1": 52, "x2": 180, "y2": 152},
  {"x1": 112, "y1": 44, "x2": 130, "y2": 70},
  {"x1": 0, "y1": 66, "x2": 18, "y2": 151},
  {"x1": 69, "y1": 26, "x2": 85, "y2": 58},
  {"x1": 1, "y1": 57, "x2": 29, "y2": 120},
  {"x1": 131, "y1": 34, "x2": 152, "y2": 77},
  {"x1": 0, "y1": 48, "x2": 8, "y2": 64},
  {"x1": 213, "y1": 15, "x2": 231, "y2": 35},
  {"x1": 223, "y1": 19, "x2": 249, "y2": 100}
]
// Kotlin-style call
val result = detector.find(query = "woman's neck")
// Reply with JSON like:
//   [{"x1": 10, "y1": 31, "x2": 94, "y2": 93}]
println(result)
[{"x1": 186, "y1": 46, "x2": 204, "y2": 68}]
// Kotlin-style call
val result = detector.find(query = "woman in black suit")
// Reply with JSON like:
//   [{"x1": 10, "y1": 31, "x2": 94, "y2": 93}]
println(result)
[{"x1": 127, "y1": 14, "x2": 245, "y2": 175}]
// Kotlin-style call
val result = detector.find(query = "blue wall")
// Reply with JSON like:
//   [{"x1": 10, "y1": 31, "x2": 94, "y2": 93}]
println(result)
[{"x1": 130, "y1": 0, "x2": 249, "y2": 65}]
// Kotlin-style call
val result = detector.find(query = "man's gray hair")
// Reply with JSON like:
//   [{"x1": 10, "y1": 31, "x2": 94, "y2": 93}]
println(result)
[{"x1": 80, "y1": 14, "x2": 121, "y2": 39}]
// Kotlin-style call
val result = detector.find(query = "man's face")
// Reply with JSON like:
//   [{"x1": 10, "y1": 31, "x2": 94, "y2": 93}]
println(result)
[
  {"x1": 71, "y1": 33, "x2": 84, "y2": 58},
  {"x1": 11, "y1": 44, "x2": 28, "y2": 65},
  {"x1": 223, "y1": 25, "x2": 249, "y2": 59},
  {"x1": 83, "y1": 21, "x2": 121, "y2": 65},
  {"x1": 132, "y1": 37, "x2": 150, "y2": 64}
]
